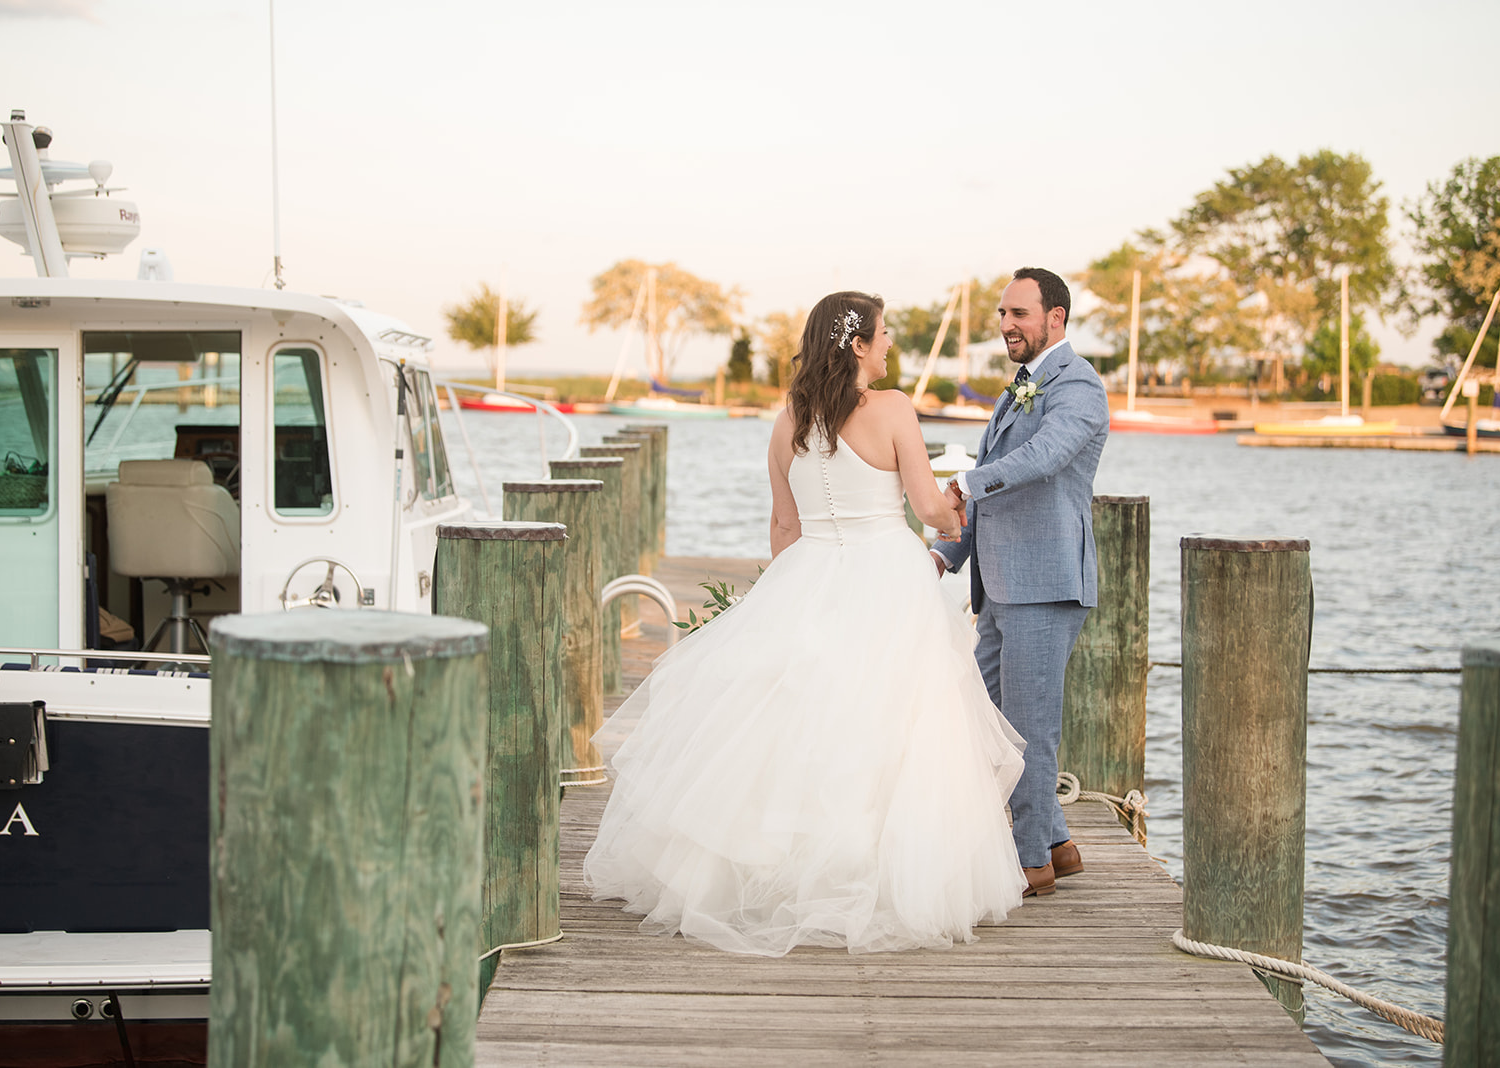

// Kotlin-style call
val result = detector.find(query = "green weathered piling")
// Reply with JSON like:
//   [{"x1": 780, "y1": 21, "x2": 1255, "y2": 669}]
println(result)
[
  {"x1": 605, "y1": 432, "x2": 654, "y2": 575},
  {"x1": 1060, "y1": 496, "x2": 1150, "y2": 804},
  {"x1": 581, "y1": 442, "x2": 644, "y2": 640},
  {"x1": 433, "y1": 522, "x2": 565, "y2": 1005},
  {"x1": 208, "y1": 612, "x2": 488, "y2": 1068},
  {"x1": 1181, "y1": 535, "x2": 1312, "y2": 1018},
  {"x1": 550, "y1": 457, "x2": 626, "y2": 696},
  {"x1": 502, "y1": 479, "x2": 606, "y2": 787},
  {"x1": 622, "y1": 424, "x2": 668, "y2": 564},
  {"x1": 1445, "y1": 639, "x2": 1500, "y2": 1066}
]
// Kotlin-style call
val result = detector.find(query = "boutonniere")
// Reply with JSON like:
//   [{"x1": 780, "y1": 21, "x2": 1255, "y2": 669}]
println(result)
[{"x1": 1006, "y1": 373, "x2": 1048, "y2": 414}]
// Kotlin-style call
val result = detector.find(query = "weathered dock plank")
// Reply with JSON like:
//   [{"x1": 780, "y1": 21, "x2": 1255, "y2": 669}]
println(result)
[{"x1": 476, "y1": 556, "x2": 1330, "y2": 1067}]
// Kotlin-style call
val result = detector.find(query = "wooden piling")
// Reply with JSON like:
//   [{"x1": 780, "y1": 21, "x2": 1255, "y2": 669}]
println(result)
[
  {"x1": 622, "y1": 424, "x2": 668, "y2": 563},
  {"x1": 208, "y1": 612, "x2": 488, "y2": 1067},
  {"x1": 550, "y1": 456, "x2": 626, "y2": 696},
  {"x1": 1445, "y1": 639, "x2": 1500, "y2": 1066},
  {"x1": 581, "y1": 442, "x2": 644, "y2": 639},
  {"x1": 1060, "y1": 495, "x2": 1150, "y2": 803},
  {"x1": 605, "y1": 432, "x2": 655, "y2": 575},
  {"x1": 1180, "y1": 535, "x2": 1312, "y2": 1017},
  {"x1": 433, "y1": 522, "x2": 566, "y2": 1004},
  {"x1": 502, "y1": 479, "x2": 607, "y2": 788}
]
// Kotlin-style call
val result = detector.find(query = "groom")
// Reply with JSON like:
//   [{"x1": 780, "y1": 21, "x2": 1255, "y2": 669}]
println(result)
[{"x1": 930, "y1": 267, "x2": 1110, "y2": 898}]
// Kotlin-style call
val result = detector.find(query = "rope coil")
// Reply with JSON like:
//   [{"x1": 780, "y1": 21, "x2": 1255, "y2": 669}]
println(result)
[
  {"x1": 1171, "y1": 929, "x2": 1444, "y2": 1044},
  {"x1": 1056, "y1": 771, "x2": 1148, "y2": 848}
]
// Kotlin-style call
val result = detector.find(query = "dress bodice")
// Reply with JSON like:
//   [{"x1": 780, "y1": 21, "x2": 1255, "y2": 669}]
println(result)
[{"x1": 788, "y1": 431, "x2": 908, "y2": 546}]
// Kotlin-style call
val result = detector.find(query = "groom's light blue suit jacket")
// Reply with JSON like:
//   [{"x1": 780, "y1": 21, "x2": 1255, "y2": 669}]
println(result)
[{"x1": 932, "y1": 341, "x2": 1110, "y2": 608}]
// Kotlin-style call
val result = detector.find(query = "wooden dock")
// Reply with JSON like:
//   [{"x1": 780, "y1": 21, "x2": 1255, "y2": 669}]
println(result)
[
  {"x1": 1238, "y1": 431, "x2": 1500, "y2": 452},
  {"x1": 476, "y1": 556, "x2": 1331, "y2": 1066}
]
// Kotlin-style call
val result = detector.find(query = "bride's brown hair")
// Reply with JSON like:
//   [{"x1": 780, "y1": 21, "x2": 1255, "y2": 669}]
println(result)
[{"x1": 787, "y1": 291, "x2": 885, "y2": 456}]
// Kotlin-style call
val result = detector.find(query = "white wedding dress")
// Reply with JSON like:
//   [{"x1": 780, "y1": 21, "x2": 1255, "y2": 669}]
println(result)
[{"x1": 583, "y1": 430, "x2": 1029, "y2": 956}]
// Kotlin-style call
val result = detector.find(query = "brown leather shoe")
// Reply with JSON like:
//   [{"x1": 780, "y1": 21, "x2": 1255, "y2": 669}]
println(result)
[
  {"x1": 1021, "y1": 861, "x2": 1055, "y2": 898},
  {"x1": 1052, "y1": 840, "x2": 1083, "y2": 879}
]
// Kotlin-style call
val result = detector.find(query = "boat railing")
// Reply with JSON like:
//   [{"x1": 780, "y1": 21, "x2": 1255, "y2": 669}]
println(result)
[
  {"x1": 0, "y1": 646, "x2": 212, "y2": 670},
  {"x1": 430, "y1": 376, "x2": 579, "y2": 517}
]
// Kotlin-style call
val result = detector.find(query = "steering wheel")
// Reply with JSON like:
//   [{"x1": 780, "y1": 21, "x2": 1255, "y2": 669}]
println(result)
[
  {"x1": 193, "y1": 450, "x2": 241, "y2": 499},
  {"x1": 279, "y1": 557, "x2": 369, "y2": 610}
]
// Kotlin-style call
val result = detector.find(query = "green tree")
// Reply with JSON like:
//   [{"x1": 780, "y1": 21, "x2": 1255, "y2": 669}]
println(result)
[
  {"x1": 758, "y1": 310, "x2": 805, "y2": 388},
  {"x1": 444, "y1": 283, "x2": 538, "y2": 351},
  {"x1": 727, "y1": 329, "x2": 754, "y2": 384},
  {"x1": 1301, "y1": 312, "x2": 1380, "y2": 382},
  {"x1": 888, "y1": 274, "x2": 1010, "y2": 362},
  {"x1": 581, "y1": 259, "x2": 742, "y2": 379},
  {"x1": 1406, "y1": 156, "x2": 1500, "y2": 369},
  {"x1": 1172, "y1": 150, "x2": 1396, "y2": 352},
  {"x1": 1076, "y1": 239, "x2": 1259, "y2": 381}
]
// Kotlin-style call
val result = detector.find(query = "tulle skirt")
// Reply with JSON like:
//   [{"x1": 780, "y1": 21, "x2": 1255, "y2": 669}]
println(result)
[{"x1": 583, "y1": 522, "x2": 1029, "y2": 956}]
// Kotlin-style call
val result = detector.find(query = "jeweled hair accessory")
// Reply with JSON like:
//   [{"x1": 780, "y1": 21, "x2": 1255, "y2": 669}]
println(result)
[{"x1": 830, "y1": 309, "x2": 863, "y2": 350}]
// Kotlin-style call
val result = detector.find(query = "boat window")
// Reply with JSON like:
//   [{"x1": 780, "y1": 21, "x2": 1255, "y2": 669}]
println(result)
[
  {"x1": 0, "y1": 350, "x2": 53, "y2": 518},
  {"x1": 272, "y1": 348, "x2": 334, "y2": 516},
  {"x1": 0, "y1": 349, "x2": 59, "y2": 648},
  {"x1": 407, "y1": 370, "x2": 454, "y2": 501},
  {"x1": 82, "y1": 331, "x2": 242, "y2": 482}
]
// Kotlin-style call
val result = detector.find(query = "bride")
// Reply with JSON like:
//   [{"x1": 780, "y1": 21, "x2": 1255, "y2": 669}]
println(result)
[{"x1": 583, "y1": 291, "x2": 1030, "y2": 956}]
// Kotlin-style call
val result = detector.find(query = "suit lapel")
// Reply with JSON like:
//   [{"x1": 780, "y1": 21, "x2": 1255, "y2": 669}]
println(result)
[{"x1": 988, "y1": 342, "x2": 1076, "y2": 451}]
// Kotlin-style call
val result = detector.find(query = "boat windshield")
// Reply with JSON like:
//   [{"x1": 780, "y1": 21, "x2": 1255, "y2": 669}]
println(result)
[
  {"x1": 407, "y1": 369, "x2": 455, "y2": 501},
  {"x1": 82, "y1": 332, "x2": 241, "y2": 482}
]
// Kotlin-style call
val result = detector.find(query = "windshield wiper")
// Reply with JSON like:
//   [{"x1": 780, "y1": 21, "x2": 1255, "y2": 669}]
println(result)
[{"x1": 86, "y1": 357, "x2": 141, "y2": 446}]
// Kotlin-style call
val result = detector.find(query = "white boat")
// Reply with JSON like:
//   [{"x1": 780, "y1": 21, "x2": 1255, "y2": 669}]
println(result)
[
  {"x1": 606, "y1": 395, "x2": 730, "y2": 419},
  {"x1": 0, "y1": 112, "x2": 573, "y2": 1055}
]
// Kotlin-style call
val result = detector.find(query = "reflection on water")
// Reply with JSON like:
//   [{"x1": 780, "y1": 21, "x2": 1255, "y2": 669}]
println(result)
[{"x1": 445, "y1": 411, "x2": 1497, "y2": 1068}]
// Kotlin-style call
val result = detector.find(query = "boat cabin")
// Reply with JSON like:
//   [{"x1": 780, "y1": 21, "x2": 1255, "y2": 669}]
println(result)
[{"x1": 1, "y1": 279, "x2": 468, "y2": 665}]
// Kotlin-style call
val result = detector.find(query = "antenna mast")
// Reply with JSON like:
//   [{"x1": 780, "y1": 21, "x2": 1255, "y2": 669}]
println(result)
[{"x1": 268, "y1": 0, "x2": 285, "y2": 289}]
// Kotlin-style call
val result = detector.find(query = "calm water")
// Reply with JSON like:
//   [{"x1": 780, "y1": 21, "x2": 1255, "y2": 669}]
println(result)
[{"x1": 443, "y1": 409, "x2": 1499, "y2": 1068}]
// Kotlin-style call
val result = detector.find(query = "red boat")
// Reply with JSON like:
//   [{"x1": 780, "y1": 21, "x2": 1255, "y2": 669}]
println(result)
[
  {"x1": 456, "y1": 392, "x2": 575, "y2": 414},
  {"x1": 1110, "y1": 409, "x2": 1219, "y2": 435}
]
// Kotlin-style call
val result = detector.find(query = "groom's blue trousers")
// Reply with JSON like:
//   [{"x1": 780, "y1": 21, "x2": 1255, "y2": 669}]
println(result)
[{"x1": 974, "y1": 599, "x2": 1092, "y2": 869}]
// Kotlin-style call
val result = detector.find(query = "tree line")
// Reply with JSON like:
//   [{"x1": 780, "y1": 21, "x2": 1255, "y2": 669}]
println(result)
[{"x1": 443, "y1": 152, "x2": 1500, "y2": 393}]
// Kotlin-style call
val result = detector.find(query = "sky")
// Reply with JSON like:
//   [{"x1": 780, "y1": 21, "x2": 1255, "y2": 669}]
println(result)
[{"x1": 3, "y1": 0, "x2": 1497, "y2": 378}]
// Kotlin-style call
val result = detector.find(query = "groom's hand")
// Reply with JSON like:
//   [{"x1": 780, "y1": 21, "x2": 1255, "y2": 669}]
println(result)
[
  {"x1": 944, "y1": 481, "x2": 968, "y2": 527},
  {"x1": 930, "y1": 550, "x2": 948, "y2": 578}
]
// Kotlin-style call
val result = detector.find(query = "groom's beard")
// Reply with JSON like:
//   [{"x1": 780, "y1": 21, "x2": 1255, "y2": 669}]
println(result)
[{"x1": 1007, "y1": 325, "x2": 1052, "y2": 364}]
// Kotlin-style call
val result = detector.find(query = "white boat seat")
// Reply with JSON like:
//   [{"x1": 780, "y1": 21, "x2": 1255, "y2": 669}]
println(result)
[{"x1": 105, "y1": 459, "x2": 240, "y2": 654}]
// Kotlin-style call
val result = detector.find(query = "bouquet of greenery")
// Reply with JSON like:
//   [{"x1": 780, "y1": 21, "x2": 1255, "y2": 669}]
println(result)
[{"x1": 673, "y1": 570, "x2": 761, "y2": 635}]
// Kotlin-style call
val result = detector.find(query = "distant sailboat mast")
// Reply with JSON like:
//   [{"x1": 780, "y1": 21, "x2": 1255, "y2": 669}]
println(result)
[
  {"x1": 603, "y1": 275, "x2": 649, "y2": 403},
  {"x1": 1126, "y1": 268, "x2": 1141, "y2": 414},
  {"x1": 911, "y1": 283, "x2": 960, "y2": 401},
  {"x1": 958, "y1": 279, "x2": 970, "y2": 387},
  {"x1": 1439, "y1": 287, "x2": 1500, "y2": 421},
  {"x1": 1340, "y1": 270, "x2": 1351, "y2": 419}
]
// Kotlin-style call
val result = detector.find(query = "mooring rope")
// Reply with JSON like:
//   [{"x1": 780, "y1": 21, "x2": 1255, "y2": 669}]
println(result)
[
  {"x1": 1056, "y1": 773, "x2": 1442, "y2": 1043},
  {"x1": 1148, "y1": 660, "x2": 1460, "y2": 675},
  {"x1": 1056, "y1": 771, "x2": 1148, "y2": 848},
  {"x1": 1170, "y1": 929, "x2": 1444, "y2": 1044}
]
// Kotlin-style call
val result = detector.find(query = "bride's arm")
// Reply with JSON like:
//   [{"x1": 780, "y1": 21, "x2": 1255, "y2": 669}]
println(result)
[
  {"x1": 886, "y1": 394, "x2": 962, "y2": 538},
  {"x1": 768, "y1": 408, "x2": 801, "y2": 558}
]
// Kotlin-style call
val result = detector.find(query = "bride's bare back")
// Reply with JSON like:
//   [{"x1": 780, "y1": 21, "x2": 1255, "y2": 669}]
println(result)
[{"x1": 769, "y1": 390, "x2": 958, "y2": 557}]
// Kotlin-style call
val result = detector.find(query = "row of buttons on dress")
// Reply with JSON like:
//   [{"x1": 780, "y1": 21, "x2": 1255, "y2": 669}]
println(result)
[{"x1": 818, "y1": 453, "x2": 845, "y2": 547}]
